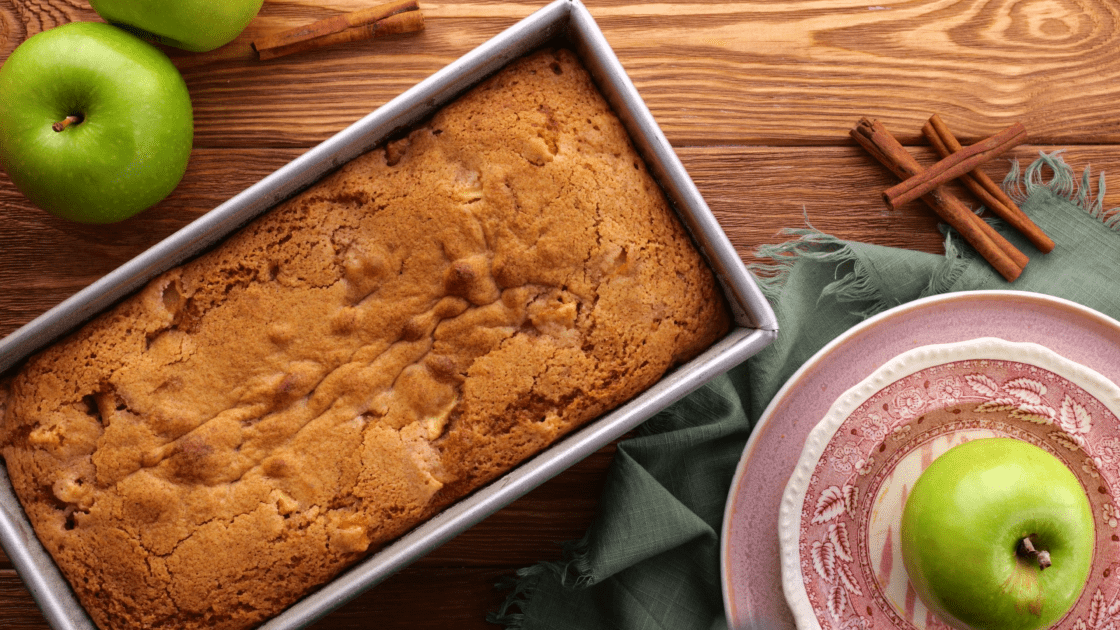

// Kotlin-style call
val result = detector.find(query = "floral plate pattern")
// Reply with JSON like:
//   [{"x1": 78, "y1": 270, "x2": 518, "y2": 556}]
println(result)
[{"x1": 779, "y1": 338, "x2": 1120, "y2": 630}]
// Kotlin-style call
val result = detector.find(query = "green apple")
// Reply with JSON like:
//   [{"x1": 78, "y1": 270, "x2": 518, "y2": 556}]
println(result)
[
  {"x1": 901, "y1": 438, "x2": 1094, "y2": 630},
  {"x1": 0, "y1": 22, "x2": 193, "y2": 224},
  {"x1": 89, "y1": 0, "x2": 265, "y2": 52}
]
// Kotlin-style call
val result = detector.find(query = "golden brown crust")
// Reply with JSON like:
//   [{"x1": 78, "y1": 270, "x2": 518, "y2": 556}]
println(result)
[{"x1": 0, "y1": 49, "x2": 729, "y2": 630}]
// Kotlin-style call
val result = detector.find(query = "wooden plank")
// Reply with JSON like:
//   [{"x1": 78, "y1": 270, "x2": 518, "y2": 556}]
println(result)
[
  {"x1": 2, "y1": 1, "x2": 1119, "y2": 147},
  {"x1": 302, "y1": 566, "x2": 514, "y2": 629},
  {"x1": 0, "y1": 569, "x2": 50, "y2": 629}
]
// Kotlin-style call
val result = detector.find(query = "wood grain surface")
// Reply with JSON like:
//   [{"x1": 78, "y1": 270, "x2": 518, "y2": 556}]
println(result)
[{"x1": 1, "y1": 0, "x2": 1119, "y2": 628}]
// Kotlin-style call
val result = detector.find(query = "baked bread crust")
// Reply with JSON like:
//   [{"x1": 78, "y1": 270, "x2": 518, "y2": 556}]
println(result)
[{"x1": 0, "y1": 49, "x2": 729, "y2": 629}]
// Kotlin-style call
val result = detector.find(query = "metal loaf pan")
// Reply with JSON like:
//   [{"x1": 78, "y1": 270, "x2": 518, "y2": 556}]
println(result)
[{"x1": 0, "y1": 1, "x2": 779, "y2": 628}]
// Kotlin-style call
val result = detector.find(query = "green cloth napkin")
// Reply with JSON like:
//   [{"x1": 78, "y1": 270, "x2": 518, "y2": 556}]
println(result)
[{"x1": 489, "y1": 152, "x2": 1118, "y2": 630}]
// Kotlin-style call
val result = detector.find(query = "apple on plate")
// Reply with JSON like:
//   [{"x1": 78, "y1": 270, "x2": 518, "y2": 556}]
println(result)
[
  {"x1": 89, "y1": 0, "x2": 265, "y2": 52},
  {"x1": 900, "y1": 437, "x2": 1095, "y2": 630},
  {"x1": 0, "y1": 22, "x2": 193, "y2": 224}
]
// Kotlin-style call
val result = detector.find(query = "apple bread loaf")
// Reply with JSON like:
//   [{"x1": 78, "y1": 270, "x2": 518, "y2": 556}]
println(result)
[{"x1": 0, "y1": 48, "x2": 730, "y2": 630}]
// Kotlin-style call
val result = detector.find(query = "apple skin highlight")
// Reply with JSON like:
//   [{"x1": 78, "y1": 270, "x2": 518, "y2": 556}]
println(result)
[
  {"x1": 0, "y1": 22, "x2": 193, "y2": 224},
  {"x1": 900, "y1": 438, "x2": 1095, "y2": 630}
]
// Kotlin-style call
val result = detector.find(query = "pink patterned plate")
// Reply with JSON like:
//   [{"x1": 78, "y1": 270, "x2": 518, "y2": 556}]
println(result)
[{"x1": 778, "y1": 338, "x2": 1120, "y2": 630}]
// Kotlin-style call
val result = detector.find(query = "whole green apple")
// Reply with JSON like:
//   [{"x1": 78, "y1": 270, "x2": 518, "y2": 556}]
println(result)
[
  {"x1": 0, "y1": 22, "x2": 193, "y2": 224},
  {"x1": 89, "y1": 0, "x2": 265, "y2": 52},
  {"x1": 901, "y1": 438, "x2": 1094, "y2": 630}
]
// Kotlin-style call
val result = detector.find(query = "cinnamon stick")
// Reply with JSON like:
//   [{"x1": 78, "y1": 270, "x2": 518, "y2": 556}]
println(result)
[
  {"x1": 922, "y1": 122, "x2": 1007, "y2": 214},
  {"x1": 923, "y1": 115, "x2": 1054, "y2": 253},
  {"x1": 884, "y1": 122, "x2": 1027, "y2": 210},
  {"x1": 253, "y1": 0, "x2": 424, "y2": 61},
  {"x1": 852, "y1": 118, "x2": 1026, "y2": 282}
]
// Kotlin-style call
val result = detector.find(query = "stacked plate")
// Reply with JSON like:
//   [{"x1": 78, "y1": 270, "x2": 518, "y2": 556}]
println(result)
[{"x1": 721, "y1": 291, "x2": 1120, "y2": 630}]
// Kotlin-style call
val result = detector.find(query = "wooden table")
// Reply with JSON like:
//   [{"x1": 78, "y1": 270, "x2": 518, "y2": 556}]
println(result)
[{"x1": 1, "y1": 0, "x2": 1118, "y2": 628}]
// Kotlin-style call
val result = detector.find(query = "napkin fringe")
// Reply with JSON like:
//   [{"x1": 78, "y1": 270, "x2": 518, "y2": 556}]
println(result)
[
  {"x1": 488, "y1": 571, "x2": 536, "y2": 629},
  {"x1": 749, "y1": 229, "x2": 917, "y2": 318},
  {"x1": 489, "y1": 539, "x2": 593, "y2": 628},
  {"x1": 919, "y1": 230, "x2": 971, "y2": 300},
  {"x1": 1004, "y1": 150, "x2": 1118, "y2": 229}
]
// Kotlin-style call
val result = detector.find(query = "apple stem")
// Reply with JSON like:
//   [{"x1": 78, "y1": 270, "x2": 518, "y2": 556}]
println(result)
[
  {"x1": 52, "y1": 115, "x2": 84, "y2": 132},
  {"x1": 1018, "y1": 536, "x2": 1052, "y2": 570}
]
